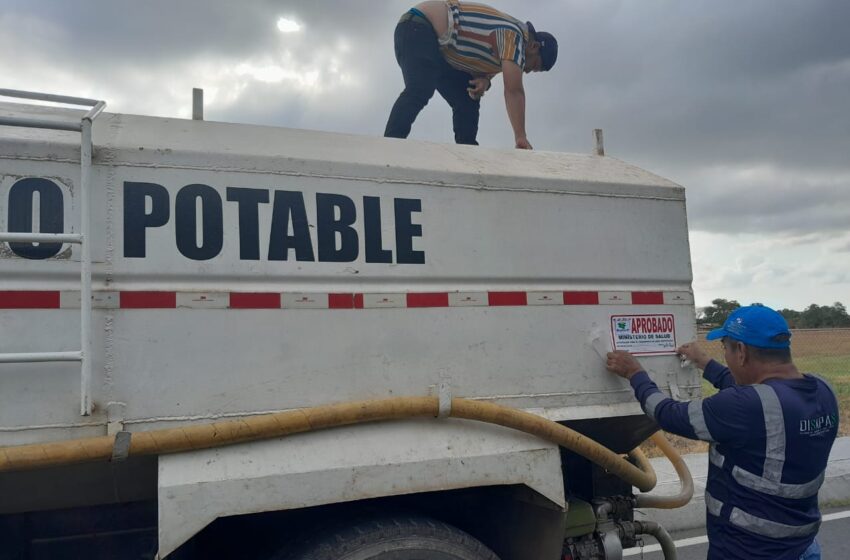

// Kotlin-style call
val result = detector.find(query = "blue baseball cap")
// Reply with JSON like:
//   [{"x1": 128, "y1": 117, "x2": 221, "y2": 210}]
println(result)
[{"x1": 706, "y1": 305, "x2": 792, "y2": 349}]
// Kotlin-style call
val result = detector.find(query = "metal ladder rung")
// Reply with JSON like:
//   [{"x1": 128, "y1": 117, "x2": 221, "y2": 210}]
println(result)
[
  {"x1": 0, "y1": 232, "x2": 83, "y2": 244},
  {"x1": 0, "y1": 88, "x2": 105, "y2": 133},
  {"x1": 0, "y1": 117, "x2": 82, "y2": 132},
  {"x1": 0, "y1": 88, "x2": 101, "y2": 107},
  {"x1": 0, "y1": 352, "x2": 82, "y2": 364}
]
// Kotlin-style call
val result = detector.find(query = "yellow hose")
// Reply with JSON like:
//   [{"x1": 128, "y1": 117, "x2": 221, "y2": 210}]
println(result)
[
  {"x1": 634, "y1": 431, "x2": 694, "y2": 509},
  {"x1": 449, "y1": 398, "x2": 656, "y2": 491},
  {"x1": 0, "y1": 396, "x2": 658, "y2": 492}
]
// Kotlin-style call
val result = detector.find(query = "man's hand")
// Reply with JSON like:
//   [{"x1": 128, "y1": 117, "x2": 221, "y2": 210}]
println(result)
[
  {"x1": 515, "y1": 137, "x2": 533, "y2": 149},
  {"x1": 467, "y1": 77, "x2": 490, "y2": 100},
  {"x1": 677, "y1": 341, "x2": 710, "y2": 370},
  {"x1": 606, "y1": 350, "x2": 644, "y2": 380}
]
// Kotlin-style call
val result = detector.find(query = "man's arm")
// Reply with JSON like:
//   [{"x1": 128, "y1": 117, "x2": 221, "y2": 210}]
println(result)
[
  {"x1": 606, "y1": 351, "x2": 703, "y2": 439},
  {"x1": 677, "y1": 342, "x2": 736, "y2": 390},
  {"x1": 607, "y1": 351, "x2": 751, "y2": 444},
  {"x1": 703, "y1": 360, "x2": 736, "y2": 390},
  {"x1": 501, "y1": 61, "x2": 532, "y2": 149}
]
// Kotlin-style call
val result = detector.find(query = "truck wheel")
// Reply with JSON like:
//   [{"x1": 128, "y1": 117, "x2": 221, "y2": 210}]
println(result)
[{"x1": 277, "y1": 515, "x2": 500, "y2": 560}]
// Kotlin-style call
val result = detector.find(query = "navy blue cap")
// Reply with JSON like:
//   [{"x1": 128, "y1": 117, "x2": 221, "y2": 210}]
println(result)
[
  {"x1": 526, "y1": 22, "x2": 558, "y2": 71},
  {"x1": 706, "y1": 305, "x2": 792, "y2": 349}
]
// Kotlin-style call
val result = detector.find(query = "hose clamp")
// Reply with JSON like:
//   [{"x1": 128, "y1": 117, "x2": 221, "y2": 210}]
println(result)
[{"x1": 111, "y1": 431, "x2": 132, "y2": 462}]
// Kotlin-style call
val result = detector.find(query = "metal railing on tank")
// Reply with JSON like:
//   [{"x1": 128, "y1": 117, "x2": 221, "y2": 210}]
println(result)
[{"x1": 0, "y1": 88, "x2": 106, "y2": 416}]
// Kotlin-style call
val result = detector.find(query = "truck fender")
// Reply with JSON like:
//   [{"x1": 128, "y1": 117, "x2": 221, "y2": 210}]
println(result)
[{"x1": 157, "y1": 417, "x2": 565, "y2": 558}]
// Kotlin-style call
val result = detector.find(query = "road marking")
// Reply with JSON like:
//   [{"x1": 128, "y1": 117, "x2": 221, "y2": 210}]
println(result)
[
  {"x1": 623, "y1": 509, "x2": 850, "y2": 556},
  {"x1": 823, "y1": 509, "x2": 850, "y2": 522}
]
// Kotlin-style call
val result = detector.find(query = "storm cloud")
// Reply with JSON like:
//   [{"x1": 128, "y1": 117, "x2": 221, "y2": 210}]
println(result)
[{"x1": 1, "y1": 0, "x2": 848, "y2": 308}]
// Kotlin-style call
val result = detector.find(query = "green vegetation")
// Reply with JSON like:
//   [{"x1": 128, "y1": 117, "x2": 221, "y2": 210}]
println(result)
[
  {"x1": 797, "y1": 355, "x2": 850, "y2": 387},
  {"x1": 781, "y1": 303, "x2": 850, "y2": 329},
  {"x1": 698, "y1": 298, "x2": 741, "y2": 327},
  {"x1": 697, "y1": 299, "x2": 850, "y2": 329}
]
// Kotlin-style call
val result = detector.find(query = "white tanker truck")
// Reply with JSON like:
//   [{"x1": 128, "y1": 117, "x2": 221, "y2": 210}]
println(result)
[{"x1": 0, "y1": 90, "x2": 698, "y2": 559}]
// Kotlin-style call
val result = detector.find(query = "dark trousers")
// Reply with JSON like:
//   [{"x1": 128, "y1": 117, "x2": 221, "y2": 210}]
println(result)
[{"x1": 384, "y1": 18, "x2": 480, "y2": 145}]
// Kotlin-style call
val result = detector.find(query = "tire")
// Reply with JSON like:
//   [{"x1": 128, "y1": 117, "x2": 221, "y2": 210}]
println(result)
[{"x1": 276, "y1": 515, "x2": 501, "y2": 560}]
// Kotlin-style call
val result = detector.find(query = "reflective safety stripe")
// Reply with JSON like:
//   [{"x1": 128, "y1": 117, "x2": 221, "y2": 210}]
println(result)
[
  {"x1": 709, "y1": 443, "x2": 725, "y2": 468},
  {"x1": 644, "y1": 392, "x2": 665, "y2": 420},
  {"x1": 732, "y1": 466, "x2": 825, "y2": 499},
  {"x1": 687, "y1": 399, "x2": 715, "y2": 442},
  {"x1": 753, "y1": 384, "x2": 786, "y2": 483},
  {"x1": 705, "y1": 490, "x2": 723, "y2": 517},
  {"x1": 707, "y1": 384, "x2": 826, "y2": 499},
  {"x1": 729, "y1": 507, "x2": 820, "y2": 539},
  {"x1": 723, "y1": 385, "x2": 826, "y2": 498},
  {"x1": 702, "y1": 382, "x2": 828, "y2": 540}
]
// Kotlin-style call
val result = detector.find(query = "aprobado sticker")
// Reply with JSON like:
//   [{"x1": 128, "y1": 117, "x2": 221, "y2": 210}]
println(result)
[{"x1": 611, "y1": 314, "x2": 677, "y2": 355}]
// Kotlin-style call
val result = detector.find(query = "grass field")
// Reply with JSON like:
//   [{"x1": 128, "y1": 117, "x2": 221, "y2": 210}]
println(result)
[{"x1": 642, "y1": 329, "x2": 850, "y2": 456}]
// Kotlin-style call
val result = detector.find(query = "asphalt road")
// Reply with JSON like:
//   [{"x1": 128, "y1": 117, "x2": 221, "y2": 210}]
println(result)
[{"x1": 622, "y1": 507, "x2": 850, "y2": 559}]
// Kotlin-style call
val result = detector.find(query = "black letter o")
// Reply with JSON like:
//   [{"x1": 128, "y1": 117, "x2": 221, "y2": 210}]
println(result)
[
  {"x1": 8, "y1": 178, "x2": 64, "y2": 259},
  {"x1": 175, "y1": 184, "x2": 223, "y2": 260}
]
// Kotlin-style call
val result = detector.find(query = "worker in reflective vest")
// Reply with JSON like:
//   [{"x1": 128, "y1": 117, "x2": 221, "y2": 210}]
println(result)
[{"x1": 606, "y1": 305, "x2": 838, "y2": 560}]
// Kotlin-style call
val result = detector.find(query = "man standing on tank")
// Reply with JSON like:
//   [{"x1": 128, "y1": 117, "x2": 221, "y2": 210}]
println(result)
[
  {"x1": 384, "y1": 1, "x2": 558, "y2": 149},
  {"x1": 605, "y1": 305, "x2": 838, "y2": 560}
]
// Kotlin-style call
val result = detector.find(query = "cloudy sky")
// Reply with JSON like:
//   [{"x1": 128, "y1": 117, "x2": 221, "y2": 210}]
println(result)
[{"x1": 2, "y1": 0, "x2": 848, "y2": 310}]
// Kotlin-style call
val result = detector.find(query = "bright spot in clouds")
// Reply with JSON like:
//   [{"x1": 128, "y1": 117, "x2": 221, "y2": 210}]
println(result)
[{"x1": 277, "y1": 17, "x2": 302, "y2": 33}]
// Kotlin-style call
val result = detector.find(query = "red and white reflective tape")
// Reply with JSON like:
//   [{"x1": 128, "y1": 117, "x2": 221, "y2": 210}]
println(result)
[{"x1": 0, "y1": 290, "x2": 694, "y2": 310}]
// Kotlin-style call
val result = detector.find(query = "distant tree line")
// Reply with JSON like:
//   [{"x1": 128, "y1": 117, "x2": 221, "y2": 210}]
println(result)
[{"x1": 697, "y1": 299, "x2": 850, "y2": 329}]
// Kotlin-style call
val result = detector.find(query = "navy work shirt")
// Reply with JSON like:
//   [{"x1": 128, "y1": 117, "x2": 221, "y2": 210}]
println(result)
[{"x1": 630, "y1": 360, "x2": 838, "y2": 559}]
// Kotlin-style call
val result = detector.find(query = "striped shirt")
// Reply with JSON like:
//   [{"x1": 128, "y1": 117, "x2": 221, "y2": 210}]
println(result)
[{"x1": 439, "y1": 1, "x2": 528, "y2": 76}]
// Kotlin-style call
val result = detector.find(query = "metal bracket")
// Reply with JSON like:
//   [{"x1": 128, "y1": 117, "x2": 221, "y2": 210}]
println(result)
[
  {"x1": 593, "y1": 128, "x2": 605, "y2": 156},
  {"x1": 106, "y1": 401, "x2": 127, "y2": 435},
  {"x1": 111, "y1": 431, "x2": 132, "y2": 462}
]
